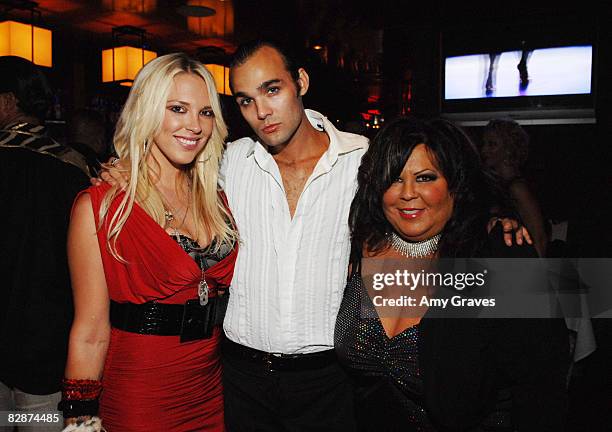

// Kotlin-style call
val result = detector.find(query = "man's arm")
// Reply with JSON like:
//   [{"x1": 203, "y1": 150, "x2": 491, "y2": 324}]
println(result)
[{"x1": 509, "y1": 180, "x2": 547, "y2": 256}]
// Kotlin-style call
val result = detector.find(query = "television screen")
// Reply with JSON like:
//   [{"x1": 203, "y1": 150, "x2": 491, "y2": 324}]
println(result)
[
  {"x1": 445, "y1": 46, "x2": 592, "y2": 100},
  {"x1": 441, "y1": 43, "x2": 596, "y2": 125}
]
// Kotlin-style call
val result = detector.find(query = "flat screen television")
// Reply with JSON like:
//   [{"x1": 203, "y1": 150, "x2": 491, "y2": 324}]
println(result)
[{"x1": 441, "y1": 44, "x2": 596, "y2": 126}]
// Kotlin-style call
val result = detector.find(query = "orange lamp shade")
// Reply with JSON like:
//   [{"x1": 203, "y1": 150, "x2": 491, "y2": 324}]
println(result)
[
  {"x1": 102, "y1": 46, "x2": 157, "y2": 84},
  {"x1": 205, "y1": 64, "x2": 230, "y2": 96},
  {"x1": 0, "y1": 20, "x2": 52, "y2": 67}
]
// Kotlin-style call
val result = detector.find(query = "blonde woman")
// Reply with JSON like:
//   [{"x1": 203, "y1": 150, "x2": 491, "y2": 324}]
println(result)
[{"x1": 60, "y1": 53, "x2": 238, "y2": 431}]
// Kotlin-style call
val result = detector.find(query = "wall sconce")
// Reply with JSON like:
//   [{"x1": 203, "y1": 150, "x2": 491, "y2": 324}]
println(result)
[
  {"x1": 0, "y1": 0, "x2": 52, "y2": 67},
  {"x1": 205, "y1": 63, "x2": 230, "y2": 95},
  {"x1": 101, "y1": 26, "x2": 156, "y2": 86}
]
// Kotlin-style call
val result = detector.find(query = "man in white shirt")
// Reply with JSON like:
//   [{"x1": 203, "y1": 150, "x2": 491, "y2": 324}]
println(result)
[{"x1": 220, "y1": 40, "x2": 367, "y2": 431}]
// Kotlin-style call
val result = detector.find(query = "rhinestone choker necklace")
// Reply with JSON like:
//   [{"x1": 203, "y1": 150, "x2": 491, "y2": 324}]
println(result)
[{"x1": 389, "y1": 232, "x2": 441, "y2": 258}]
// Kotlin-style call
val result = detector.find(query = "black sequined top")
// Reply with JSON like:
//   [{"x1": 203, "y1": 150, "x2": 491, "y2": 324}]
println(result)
[
  {"x1": 336, "y1": 229, "x2": 569, "y2": 431},
  {"x1": 335, "y1": 271, "x2": 435, "y2": 431}
]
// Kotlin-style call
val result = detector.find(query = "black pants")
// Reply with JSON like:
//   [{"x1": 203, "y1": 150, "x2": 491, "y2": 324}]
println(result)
[{"x1": 222, "y1": 340, "x2": 356, "y2": 432}]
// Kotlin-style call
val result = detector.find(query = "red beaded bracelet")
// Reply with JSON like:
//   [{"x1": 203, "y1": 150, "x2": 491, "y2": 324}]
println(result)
[{"x1": 61, "y1": 378, "x2": 102, "y2": 401}]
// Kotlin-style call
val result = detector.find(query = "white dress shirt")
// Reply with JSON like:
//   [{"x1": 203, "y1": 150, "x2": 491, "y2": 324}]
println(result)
[{"x1": 219, "y1": 109, "x2": 368, "y2": 354}]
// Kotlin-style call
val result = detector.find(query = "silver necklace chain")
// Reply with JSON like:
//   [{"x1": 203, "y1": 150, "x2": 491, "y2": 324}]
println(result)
[
  {"x1": 389, "y1": 232, "x2": 441, "y2": 258},
  {"x1": 159, "y1": 185, "x2": 209, "y2": 306}
]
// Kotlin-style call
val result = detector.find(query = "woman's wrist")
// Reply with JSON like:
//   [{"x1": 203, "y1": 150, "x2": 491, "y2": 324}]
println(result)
[{"x1": 58, "y1": 378, "x2": 102, "y2": 419}]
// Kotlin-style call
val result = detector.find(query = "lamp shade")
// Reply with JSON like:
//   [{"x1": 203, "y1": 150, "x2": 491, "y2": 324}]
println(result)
[
  {"x1": 0, "y1": 20, "x2": 52, "y2": 67},
  {"x1": 102, "y1": 46, "x2": 157, "y2": 85},
  {"x1": 205, "y1": 64, "x2": 230, "y2": 95}
]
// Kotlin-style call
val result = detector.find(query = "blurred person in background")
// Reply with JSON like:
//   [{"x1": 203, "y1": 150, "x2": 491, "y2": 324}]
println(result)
[
  {"x1": 66, "y1": 109, "x2": 109, "y2": 176},
  {"x1": 0, "y1": 56, "x2": 89, "y2": 431},
  {"x1": 481, "y1": 118, "x2": 548, "y2": 257}
]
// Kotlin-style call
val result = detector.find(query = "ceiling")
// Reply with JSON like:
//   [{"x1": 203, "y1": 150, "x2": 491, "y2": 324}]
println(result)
[{"x1": 2, "y1": 0, "x2": 236, "y2": 54}]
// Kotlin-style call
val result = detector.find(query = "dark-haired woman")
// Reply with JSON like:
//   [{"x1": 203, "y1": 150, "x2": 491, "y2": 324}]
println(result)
[{"x1": 335, "y1": 118, "x2": 569, "y2": 431}]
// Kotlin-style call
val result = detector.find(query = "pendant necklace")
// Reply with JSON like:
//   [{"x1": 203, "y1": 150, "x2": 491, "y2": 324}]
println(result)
[{"x1": 159, "y1": 185, "x2": 210, "y2": 306}]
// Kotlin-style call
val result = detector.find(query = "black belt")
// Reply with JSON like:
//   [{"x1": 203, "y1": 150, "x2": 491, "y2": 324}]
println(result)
[
  {"x1": 110, "y1": 295, "x2": 228, "y2": 343},
  {"x1": 222, "y1": 338, "x2": 337, "y2": 372}
]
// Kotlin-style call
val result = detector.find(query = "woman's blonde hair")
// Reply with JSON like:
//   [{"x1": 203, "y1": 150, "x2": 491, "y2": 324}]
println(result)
[{"x1": 100, "y1": 52, "x2": 236, "y2": 260}]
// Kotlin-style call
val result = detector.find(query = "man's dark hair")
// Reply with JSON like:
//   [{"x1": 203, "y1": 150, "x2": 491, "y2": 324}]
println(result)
[
  {"x1": 229, "y1": 40, "x2": 302, "y2": 90},
  {"x1": 0, "y1": 56, "x2": 53, "y2": 120}
]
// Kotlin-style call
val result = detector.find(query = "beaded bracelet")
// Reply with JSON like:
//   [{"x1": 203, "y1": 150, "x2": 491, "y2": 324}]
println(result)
[
  {"x1": 58, "y1": 378, "x2": 103, "y2": 418},
  {"x1": 61, "y1": 378, "x2": 102, "y2": 400}
]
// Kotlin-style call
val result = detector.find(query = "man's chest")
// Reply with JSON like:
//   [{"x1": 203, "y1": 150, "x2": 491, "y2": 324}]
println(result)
[
  {"x1": 276, "y1": 159, "x2": 320, "y2": 218},
  {"x1": 225, "y1": 160, "x2": 356, "y2": 233}
]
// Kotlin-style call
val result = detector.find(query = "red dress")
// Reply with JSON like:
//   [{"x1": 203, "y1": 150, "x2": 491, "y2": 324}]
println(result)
[{"x1": 83, "y1": 184, "x2": 236, "y2": 431}]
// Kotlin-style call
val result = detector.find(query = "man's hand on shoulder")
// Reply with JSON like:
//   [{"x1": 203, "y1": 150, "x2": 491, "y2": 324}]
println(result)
[
  {"x1": 90, "y1": 157, "x2": 129, "y2": 189},
  {"x1": 487, "y1": 217, "x2": 533, "y2": 247}
]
